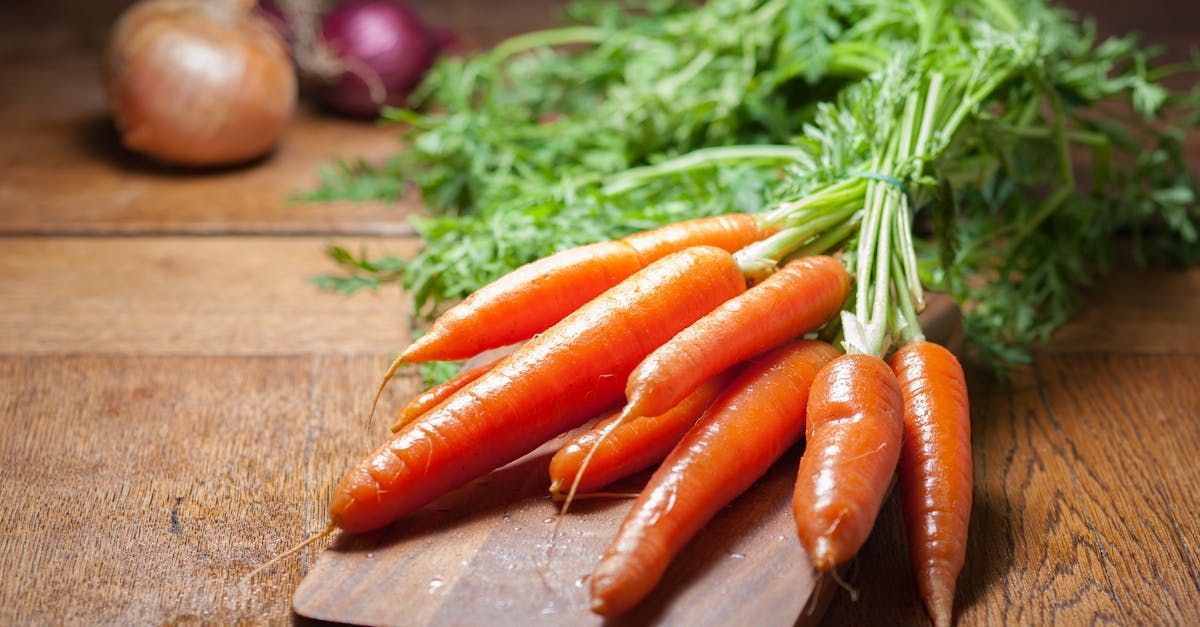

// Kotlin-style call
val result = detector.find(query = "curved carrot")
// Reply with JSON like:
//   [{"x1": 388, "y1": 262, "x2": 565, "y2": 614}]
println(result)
[
  {"x1": 590, "y1": 340, "x2": 839, "y2": 616},
  {"x1": 331, "y1": 246, "x2": 747, "y2": 533},
  {"x1": 623, "y1": 255, "x2": 848, "y2": 419},
  {"x1": 548, "y1": 369, "x2": 736, "y2": 497},
  {"x1": 389, "y1": 355, "x2": 504, "y2": 432},
  {"x1": 401, "y1": 214, "x2": 767, "y2": 364},
  {"x1": 792, "y1": 353, "x2": 903, "y2": 571},
  {"x1": 889, "y1": 342, "x2": 972, "y2": 627}
]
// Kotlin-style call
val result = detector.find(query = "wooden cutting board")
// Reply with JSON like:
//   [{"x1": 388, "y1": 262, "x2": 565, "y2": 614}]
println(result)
[{"x1": 293, "y1": 296, "x2": 964, "y2": 626}]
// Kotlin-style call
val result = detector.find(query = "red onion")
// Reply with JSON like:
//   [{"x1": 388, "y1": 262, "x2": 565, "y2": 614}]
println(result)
[{"x1": 316, "y1": 0, "x2": 442, "y2": 117}]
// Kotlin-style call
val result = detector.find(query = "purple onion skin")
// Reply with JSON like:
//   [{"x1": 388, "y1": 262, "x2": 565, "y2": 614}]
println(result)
[{"x1": 319, "y1": 0, "x2": 442, "y2": 117}]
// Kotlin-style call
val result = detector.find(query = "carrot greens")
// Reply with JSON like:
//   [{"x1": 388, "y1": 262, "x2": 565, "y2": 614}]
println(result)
[{"x1": 314, "y1": 0, "x2": 1198, "y2": 370}]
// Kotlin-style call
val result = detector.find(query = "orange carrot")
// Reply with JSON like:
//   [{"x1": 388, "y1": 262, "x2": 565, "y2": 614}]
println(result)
[
  {"x1": 548, "y1": 369, "x2": 736, "y2": 497},
  {"x1": 889, "y1": 342, "x2": 971, "y2": 627},
  {"x1": 590, "y1": 340, "x2": 839, "y2": 616},
  {"x1": 401, "y1": 214, "x2": 767, "y2": 364},
  {"x1": 389, "y1": 355, "x2": 503, "y2": 432},
  {"x1": 331, "y1": 247, "x2": 746, "y2": 533},
  {"x1": 792, "y1": 353, "x2": 903, "y2": 571},
  {"x1": 623, "y1": 255, "x2": 848, "y2": 419}
]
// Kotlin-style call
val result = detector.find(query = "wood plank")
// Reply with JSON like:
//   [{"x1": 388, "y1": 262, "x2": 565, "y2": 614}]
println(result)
[
  {"x1": 1045, "y1": 268, "x2": 1200, "y2": 354},
  {"x1": 0, "y1": 353, "x2": 414, "y2": 625},
  {"x1": 0, "y1": 236, "x2": 414, "y2": 355}
]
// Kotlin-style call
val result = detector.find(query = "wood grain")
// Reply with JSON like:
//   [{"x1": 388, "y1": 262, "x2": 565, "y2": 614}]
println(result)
[
  {"x1": 0, "y1": 353, "x2": 414, "y2": 625},
  {"x1": 0, "y1": 237, "x2": 413, "y2": 355},
  {"x1": 1045, "y1": 268, "x2": 1200, "y2": 354}
]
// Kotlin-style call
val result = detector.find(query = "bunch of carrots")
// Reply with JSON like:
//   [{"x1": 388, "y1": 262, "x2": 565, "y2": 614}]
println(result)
[
  {"x1": 319, "y1": 202, "x2": 969, "y2": 624},
  {"x1": 274, "y1": 1, "x2": 1197, "y2": 625}
]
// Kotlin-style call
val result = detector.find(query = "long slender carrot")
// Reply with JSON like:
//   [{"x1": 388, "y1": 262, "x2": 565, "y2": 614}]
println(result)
[
  {"x1": 889, "y1": 341, "x2": 971, "y2": 627},
  {"x1": 792, "y1": 353, "x2": 903, "y2": 571},
  {"x1": 401, "y1": 213, "x2": 767, "y2": 364},
  {"x1": 622, "y1": 255, "x2": 848, "y2": 420},
  {"x1": 331, "y1": 247, "x2": 747, "y2": 533},
  {"x1": 548, "y1": 369, "x2": 736, "y2": 498},
  {"x1": 389, "y1": 355, "x2": 504, "y2": 432},
  {"x1": 590, "y1": 340, "x2": 839, "y2": 616}
]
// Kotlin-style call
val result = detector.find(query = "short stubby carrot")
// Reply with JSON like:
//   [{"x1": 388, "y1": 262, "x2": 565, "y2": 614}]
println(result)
[
  {"x1": 389, "y1": 355, "x2": 503, "y2": 432},
  {"x1": 889, "y1": 341, "x2": 972, "y2": 627},
  {"x1": 792, "y1": 353, "x2": 903, "y2": 571},
  {"x1": 400, "y1": 214, "x2": 767, "y2": 364},
  {"x1": 623, "y1": 255, "x2": 848, "y2": 419},
  {"x1": 330, "y1": 246, "x2": 747, "y2": 533},
  {"x1": 547, "y1": 370, "x2": 736, "y2": 497},
  {"x1": 590, "y1": 340, "x2": 839, "y2": 616}
]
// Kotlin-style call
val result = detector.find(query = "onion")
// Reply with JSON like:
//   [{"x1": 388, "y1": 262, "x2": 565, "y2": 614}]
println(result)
[
  {"x1": 103, "y1": 0, "x2": 297, "y2": 166},
  {"x1": 314, "y1": 0, "x2": 441, "y2": 117}
]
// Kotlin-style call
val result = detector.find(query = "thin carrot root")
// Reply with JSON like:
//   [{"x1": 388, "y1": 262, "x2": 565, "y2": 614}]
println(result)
[
  {"x1": 244, "y1": 523, "x2": 336, "y2": 582},
  {"x1": 557, "y1": 408, "x2": 632, "y2": 518},
  {"x1": 803, "y1": 573, "x2": 827, "y2": 617},
  {"x1": 827, "y1": 562, "x2": 860, "y2": 602},
  {"x1": 365, "y1": 354, "x2": 406, "y2": 443},
  {"x1": 548, "y1": 490, "x2": 641, "y2": 502},
  {"x1": 548, "y1": 408, "x2": 634, "y2": 563}
]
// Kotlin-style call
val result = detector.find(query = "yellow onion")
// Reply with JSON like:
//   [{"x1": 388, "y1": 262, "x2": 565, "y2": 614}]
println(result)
[{"x1": 103, "y1": 0, "x2": 297, "y2": 166}]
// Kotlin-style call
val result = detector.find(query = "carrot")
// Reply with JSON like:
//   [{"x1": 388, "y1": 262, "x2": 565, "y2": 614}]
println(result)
[
  {"x1": 401, "y1": 213, "x2": 767, "y2": 364},
  {"x1": 331, "y1": 246, "x2": 747, "y2": 533},
  {"x1": 548, "y1": 369, "x2": 736, "y2": 498},
  {"x1": 889, "y1": 341, "x2": 971, "y2": 627},
  {"x1": 590, "y1": 340, "x2": 839, "y2": 616},
  {"x1": 792, "y1": 353, "x2": 903, "y2": 571},
  {"x1": 389, "y1": 355, "x2": 503, "y2": 432},
  {"x1": 623, "y1": 255, "x2": 848, "y2": 420}
]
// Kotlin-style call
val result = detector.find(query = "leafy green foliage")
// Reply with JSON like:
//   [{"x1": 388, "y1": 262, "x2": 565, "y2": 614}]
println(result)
[{"x1": 315, "y1": 0, "x2": 1198, "y2": 374}]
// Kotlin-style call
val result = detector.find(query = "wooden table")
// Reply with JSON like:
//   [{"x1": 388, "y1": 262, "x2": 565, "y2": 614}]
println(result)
[{"x1": 1, "y1": 1, "x2": 1197, "y2": 624}]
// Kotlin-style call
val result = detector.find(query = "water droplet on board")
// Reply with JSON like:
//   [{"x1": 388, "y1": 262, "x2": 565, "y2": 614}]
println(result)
[
  {"x1": 728, "y1": 552, "x2": 746, "y2": 559},
  {"x1": 366, "y1": 552, "x2": 374, "y2": 559},
  {"x1": 575, "y1": 575, "x2": 590, "y2": 588},
  {"x1": 427, "y1": 578, "x2": 444, "y2": 594},
  {"x1": 543, "y1": 517, "x2": 555, "y2": 524}
]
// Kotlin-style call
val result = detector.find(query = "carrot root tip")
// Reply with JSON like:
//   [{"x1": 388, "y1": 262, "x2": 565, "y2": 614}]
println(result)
[
  {"x1": 828, "y1": 563, "x2": 860, "y2": 602},
  {"x1": 243, "y1": 523, "x2": 336, "y2": 582},
  {"x1": 923, "y1": 583, "x2": 955, "y2": 627}
]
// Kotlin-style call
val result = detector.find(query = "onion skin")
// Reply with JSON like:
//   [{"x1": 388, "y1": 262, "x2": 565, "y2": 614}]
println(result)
[
  {"x1": 317, "y1": 0, "x2": 439, "y2": 117},
  {"x1": 103, "y1": 0, "x2": 297, "y2": 166}
]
